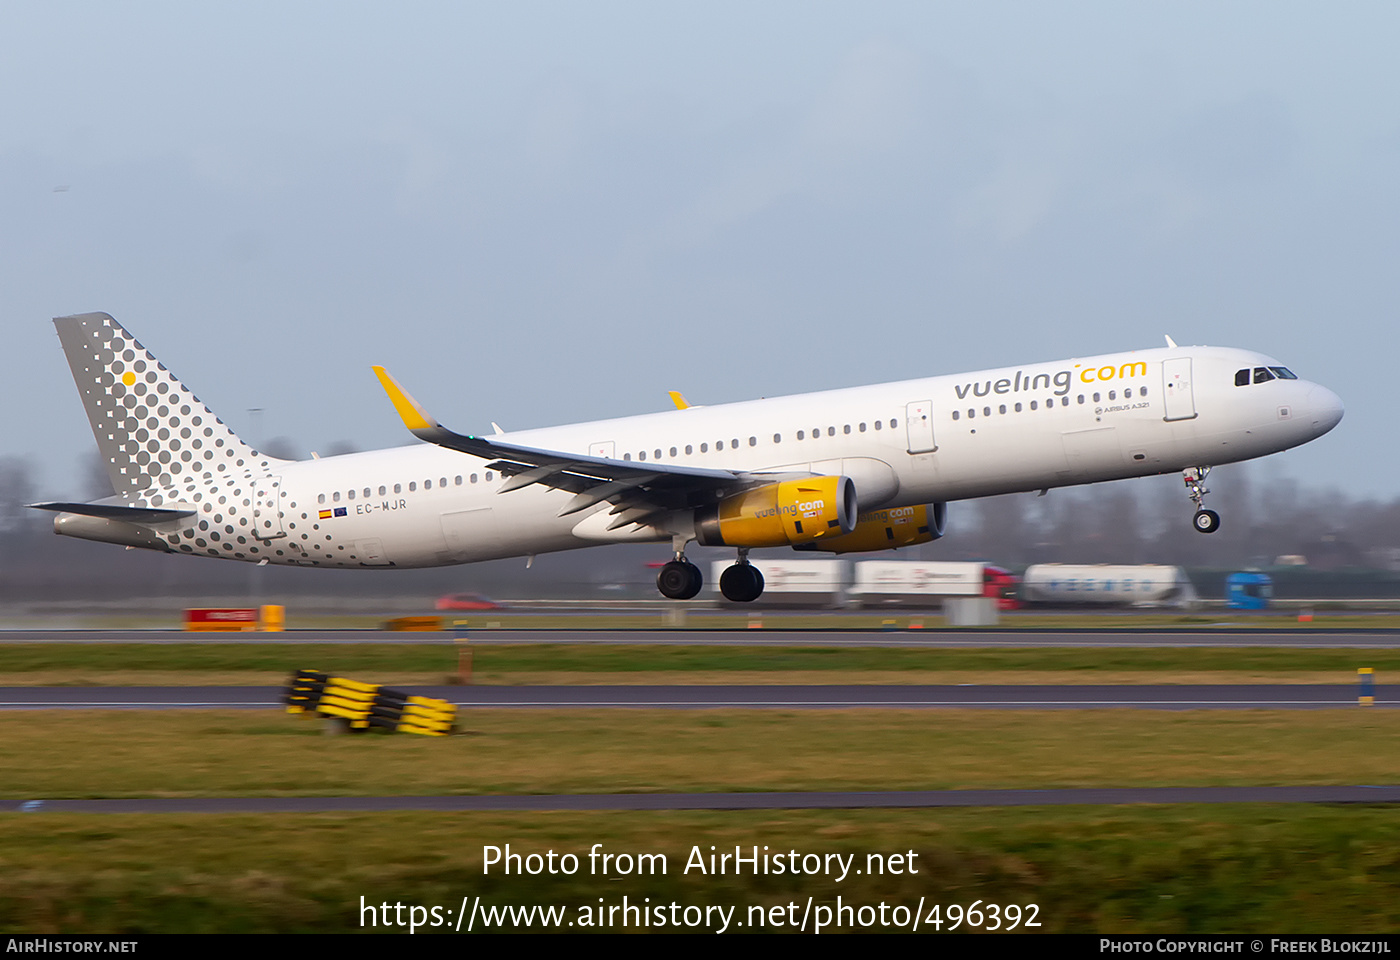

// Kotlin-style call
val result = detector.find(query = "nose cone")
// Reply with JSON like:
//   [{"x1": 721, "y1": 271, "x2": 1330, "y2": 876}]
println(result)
[{"x1": 1306, "y1": 384, "x2": 1344, "y2": 436}]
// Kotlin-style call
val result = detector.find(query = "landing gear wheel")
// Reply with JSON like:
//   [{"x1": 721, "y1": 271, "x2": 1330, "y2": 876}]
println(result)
[
  {"x1": 719, "y1": 563, "x2": 765, "y2": 603},
  {"x1": 1193, "y1": 509, "x2": 1221, "y2": 534},
  {"x1": 657, "y1": 560, "x2": 703, "y2": 600}
]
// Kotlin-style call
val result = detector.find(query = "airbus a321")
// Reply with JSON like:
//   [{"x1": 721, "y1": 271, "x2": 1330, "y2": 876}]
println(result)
[{"x1": 33, "y1": 313, "x2": 1344, "y2": 602}]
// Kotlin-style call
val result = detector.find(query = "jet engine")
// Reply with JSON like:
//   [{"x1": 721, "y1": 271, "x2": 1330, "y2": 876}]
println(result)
[
  {"x1": 694, "y1": 476, "x2": 857, "y2": 548},
  {"x1": 795, "y1": 502, "x2": 947, "y2": 554}
]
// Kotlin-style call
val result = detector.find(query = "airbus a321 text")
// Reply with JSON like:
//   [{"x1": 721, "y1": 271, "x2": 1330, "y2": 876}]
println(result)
[{"x1": 33, "y1": 313, "x2": 1343, "y2": 602}]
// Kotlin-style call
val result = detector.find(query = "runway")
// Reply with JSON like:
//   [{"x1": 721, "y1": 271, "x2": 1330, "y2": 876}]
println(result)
[
  {"x1": 0, "y1": 683, "x2": 1390, "y2": 710},
  {"x1": 2, "y1": 627, "x2": 1400, "y2": 647},
  {"x1": 6, "y1": 784, "x2": 1400, "y2": 814}
]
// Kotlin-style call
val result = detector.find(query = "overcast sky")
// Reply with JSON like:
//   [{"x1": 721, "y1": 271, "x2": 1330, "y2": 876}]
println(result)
[{"x1": 3, "y1": 2, "x2": 1396, "y2": 502}]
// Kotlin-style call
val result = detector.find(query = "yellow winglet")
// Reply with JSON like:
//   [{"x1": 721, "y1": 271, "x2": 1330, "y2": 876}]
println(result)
[
  {"x1": 668, "y1": 391, "x2": 690, "y2": 410},
  {"x1": 372, "y1": 366, "x2": 440, "y2": 432}
]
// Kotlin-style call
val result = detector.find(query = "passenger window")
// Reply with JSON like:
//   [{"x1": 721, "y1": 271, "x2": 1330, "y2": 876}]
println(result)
[
  {"x1": 952, "y1": 410, "x2": 960, "y2": 421},
  {"x1": 1030, "y1": 401, "x2": 1037, "y2": 410},
  {"x1": 379, "y1": 485, "x2": 387, "y2": 495},
  {"x1": 874, "y1": 420, "x2": 882, "y2": 430},
  {"x1": 333, "y1": 492, "x2": 340, "y2": 502},
  {"x1": 670, "y1": 447, "x2": 677, "y2": 457},
  {"x1": 998, "y1": 404, "x2": 1006, "y2": 414},
  {"x1": 408, "y1": 483, "x2": 416, "y2": 492},
  {"x1": 1015, "y1": 403, "x2": 1023, "y2": 412},
  {"x1": 773, "y1": 434, "x2": 781, "y2": 443},
  {"x1": 394, "y1": 484, "x2": 402, "y2": 493},
  {"x1": 859, "y1": 423, "x2": 866, "y2": 432},
  {"x1": 797, "y1": 430, "x2": 804, "y2": 440},
  {"x1": 638, "y1": 451, "x2": 646, "y2": 461},
  {"x1": 826, "y1": 427, "x2": 834, "y2": 437},
  {"x1": 968, "y1": 408, "x2": 976, "y2": 418},
  {"x1": 700, "y1": 443, "x2": 708, "y2": 453},
  {"x1": 685, "y1": 445, "x2": 693, "y2": 454},
  {"x1": 318, "y1": 494, "x2": 325, "y2": 504},
  {"x1": 1235, "y1": 369, "x2": 1250, "y2": 386},
  {"x1": 654, "y1": 449, "x2": 662, "y2": 459},
  {"x1": 1108, "y1": 391, "x2": 1116, "y2": 401},
  {"x1": 424, "y1": 480, "x2": 431, "y2": 490}
]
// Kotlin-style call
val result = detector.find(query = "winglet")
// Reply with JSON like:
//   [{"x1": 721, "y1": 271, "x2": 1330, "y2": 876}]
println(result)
[
  {"x1": 372, "y1": 366, "x2": 440, "y2": 433},
  {"x1": 668, "y1": 391, "x2": 690, "y2": 410}
]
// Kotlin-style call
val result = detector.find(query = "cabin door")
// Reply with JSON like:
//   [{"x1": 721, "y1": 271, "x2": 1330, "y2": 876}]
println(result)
[
  {"x1": 905, "y1": 400, "x2": 936, "y2": 454},
  {"x1": 1162, "y1": 358, "x2": 1197, "y2": 421},
  {"x1": 253, "y1": 477, "x2": 286, "y2": 540}
]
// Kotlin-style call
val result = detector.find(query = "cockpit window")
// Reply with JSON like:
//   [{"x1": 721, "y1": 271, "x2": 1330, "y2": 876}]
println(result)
[
  {"x1": 1235, "y1": 369, "x2": 1249, "y2": 387},
  {"x1": 1270, "y1": 366, "x2": 1298, "y2": 380},
  {"x1": 1253, "y1": 367, "x2": 1276, "y2": 384}
]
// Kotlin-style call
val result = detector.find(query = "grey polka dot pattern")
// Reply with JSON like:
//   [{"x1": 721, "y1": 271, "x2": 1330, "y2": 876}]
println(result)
[
  {"x1": 54, "y1": 313, "x2": 282, "y2": 498},
  {"x1": 50, "y1": 314, "x2": 387, "y2": 568}
]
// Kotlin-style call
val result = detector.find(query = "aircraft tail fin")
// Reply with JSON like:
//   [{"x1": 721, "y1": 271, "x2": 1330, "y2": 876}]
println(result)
[{"x1": 53, "y1": 312, "x2": 285, "y2": 495}]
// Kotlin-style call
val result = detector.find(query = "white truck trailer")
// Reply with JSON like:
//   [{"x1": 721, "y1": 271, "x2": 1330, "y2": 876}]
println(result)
[{"x1": 1020, "y1": 564, "x2": 1198, "y2": 607}]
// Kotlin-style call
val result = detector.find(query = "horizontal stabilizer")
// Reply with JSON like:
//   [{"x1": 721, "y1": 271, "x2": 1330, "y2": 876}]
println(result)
[{"x1": 28, "y1": 501, "x2": 195, "y2": 523}]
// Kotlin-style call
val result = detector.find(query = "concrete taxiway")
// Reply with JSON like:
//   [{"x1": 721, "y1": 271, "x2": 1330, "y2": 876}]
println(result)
[
  {"x1": 1, "y1": 627, "x2": 1399, "y2": 647},
  {"x1": 6, "y1": 784, "x2": 1400, "y2": 814}
]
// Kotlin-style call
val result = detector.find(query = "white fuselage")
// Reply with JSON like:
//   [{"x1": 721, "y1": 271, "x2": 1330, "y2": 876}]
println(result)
[{"x1": 195, "y1": 343, "x2": 1340, "y2": 569}]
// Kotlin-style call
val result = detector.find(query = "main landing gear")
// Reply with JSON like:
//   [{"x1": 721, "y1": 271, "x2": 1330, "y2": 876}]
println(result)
[
  {"x1": 1183, "y1": 466, "x2": 1220, "y2": 534},
  {"x1": 719, "y1": 552, "x2": 764, "y2": 603},
  {"x1": 656, "y1": 556, "x2": 703, "y2": 600},
  {"x1": 656, "y1": 548, "x2": 768, "y2": 602}
]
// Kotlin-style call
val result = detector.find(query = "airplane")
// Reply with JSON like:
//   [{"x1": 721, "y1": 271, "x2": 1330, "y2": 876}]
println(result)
[{"x1": 31, "y1": 312, "x2": 1344, "y2": 602}]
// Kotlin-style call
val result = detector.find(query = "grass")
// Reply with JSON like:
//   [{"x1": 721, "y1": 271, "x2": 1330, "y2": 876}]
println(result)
[
  {"x1": 4, "y1": 639, "x2": 1398, "y2": 934},
  {"x1": 0, "y1": 642, "x2": 1396, "y2": 685},
  {"x1": 4, "y1": 807, "x2": 1400, "y2": 933},
  {"x1": 2, "y1": 708, "x2": 1397, "y2": 799}
]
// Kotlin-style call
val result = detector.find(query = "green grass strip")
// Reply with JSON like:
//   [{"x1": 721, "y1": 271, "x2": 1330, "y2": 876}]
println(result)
[{"x1": 3, "y1": 807, "x2": 1399, "y2": 933}]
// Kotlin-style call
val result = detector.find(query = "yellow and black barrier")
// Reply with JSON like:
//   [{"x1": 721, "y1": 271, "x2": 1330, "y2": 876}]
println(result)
[{"x1": 285, "y1": 669, "x2": 456, "y2": 735}]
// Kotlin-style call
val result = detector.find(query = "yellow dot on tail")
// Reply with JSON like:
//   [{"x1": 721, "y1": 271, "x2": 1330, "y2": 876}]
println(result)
[{"x1": 122, "y1": 372, "x2": 135, "y2": 386}]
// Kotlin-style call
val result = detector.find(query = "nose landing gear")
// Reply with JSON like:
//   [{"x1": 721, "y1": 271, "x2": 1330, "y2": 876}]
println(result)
[{"x1": 1184, "y1": 466, "x2": 1220, "y2": 534}]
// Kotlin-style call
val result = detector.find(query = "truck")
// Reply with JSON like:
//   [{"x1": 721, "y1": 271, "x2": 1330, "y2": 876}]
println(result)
[{"x1": 1019, "y1": 564, "x2": 1198, "y2": 607}]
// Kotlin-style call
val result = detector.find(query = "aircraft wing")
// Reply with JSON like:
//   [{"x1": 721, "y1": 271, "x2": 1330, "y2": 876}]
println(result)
[{"x1": 373, "y1": 367, "x2": 752, "y2": 522}]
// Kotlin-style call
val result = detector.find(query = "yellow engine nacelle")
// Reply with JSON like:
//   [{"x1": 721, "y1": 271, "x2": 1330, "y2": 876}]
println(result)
[
  {"x1": 795, "y1": 502, "x2": 947, "y2": 554},
  {"x1": 695, "y1": 476, "x2": 857, "y2": 548}
]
